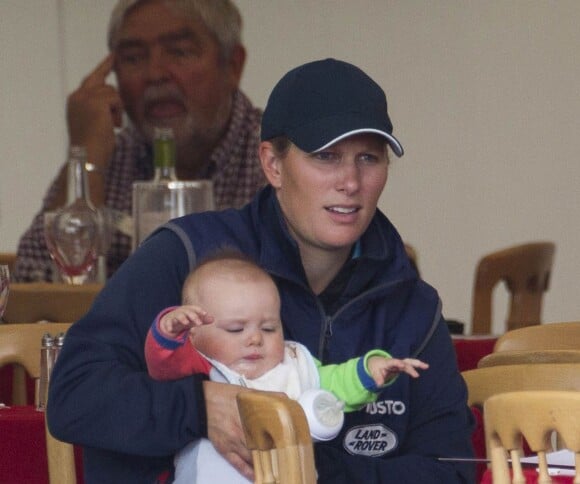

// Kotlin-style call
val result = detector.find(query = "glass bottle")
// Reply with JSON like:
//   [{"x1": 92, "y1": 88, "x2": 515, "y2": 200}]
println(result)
[
  {"x1": 132, "y1": 128, "x2": 215, "y2": 250},
  {"x1": 44, "y1": 146, "x2": 101, "y2": 284}
]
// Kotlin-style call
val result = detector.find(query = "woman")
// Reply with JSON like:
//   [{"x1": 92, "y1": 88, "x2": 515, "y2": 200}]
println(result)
[{"x1": 48, "y1": 58, "x2": 475, "y2": 483}]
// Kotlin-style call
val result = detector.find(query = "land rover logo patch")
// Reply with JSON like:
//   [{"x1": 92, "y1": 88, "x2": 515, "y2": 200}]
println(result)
[{"x1": 343, "y1": 424, "x2": 397, "y2": 457}]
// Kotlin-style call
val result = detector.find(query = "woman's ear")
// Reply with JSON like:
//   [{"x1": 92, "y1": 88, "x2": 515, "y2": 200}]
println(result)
[{"x1": 259, "y1": 142, "x2": 282, "y2": 188}]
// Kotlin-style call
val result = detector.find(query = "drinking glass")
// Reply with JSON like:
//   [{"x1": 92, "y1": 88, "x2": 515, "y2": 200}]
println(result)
[
  {"x1": 44, "y1": 208, "x2": 99, "y2": 285},
  {"x1": 0, "y1": 265, "x2": 9, "y2": 321}
]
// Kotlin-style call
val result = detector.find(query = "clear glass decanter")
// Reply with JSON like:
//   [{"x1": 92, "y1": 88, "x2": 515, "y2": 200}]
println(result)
[{"x1": 44, "y1": 146, "x2": 101, "y2": 284}]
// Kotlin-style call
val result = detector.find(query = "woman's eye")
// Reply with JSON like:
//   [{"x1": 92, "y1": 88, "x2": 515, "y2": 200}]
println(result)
[
  {"x1": 313, "y1": 151, "x2": 339, "y2": 163},
  {"x1": 358, "y1": 153, "x2": 382, "y2": 164}
]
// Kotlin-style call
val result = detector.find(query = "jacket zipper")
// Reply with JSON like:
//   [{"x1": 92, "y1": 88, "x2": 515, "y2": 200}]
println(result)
[
  {"x1": 318, "y1": 315, "x2": 333, "y2": 360},
  {"x1": 315, "y1": 278, "x2": 427, "y2": 362}
]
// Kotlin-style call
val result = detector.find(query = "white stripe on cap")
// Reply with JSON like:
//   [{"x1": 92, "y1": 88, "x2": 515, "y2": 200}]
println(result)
[{"x1": 312, "y1": 128, "x2": 404, "y2": 157}]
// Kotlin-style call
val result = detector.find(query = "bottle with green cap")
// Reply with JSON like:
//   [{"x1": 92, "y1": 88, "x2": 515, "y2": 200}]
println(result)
[
  {"x1": 152, "y1": 127, "x2": 177, "y2": 182},
  {"x1": 132, "y1": 127, "x2": 215, "y2": 251}
]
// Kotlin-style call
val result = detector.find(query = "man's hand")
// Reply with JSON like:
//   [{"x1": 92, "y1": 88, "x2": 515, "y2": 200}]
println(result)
[
  {"x1": 67, "y1": 54, "x2": 123, "y2": 171},
  {"x1": 203, "y1": 381, "x2": 254, "y2": 480}
]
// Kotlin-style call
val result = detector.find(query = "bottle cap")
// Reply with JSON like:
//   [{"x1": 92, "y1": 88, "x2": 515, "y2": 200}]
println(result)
[
  {"x1": 41, "y1": 333, "x2": 54, "y2": 347},
  {"x1": 298, "y1": 388, "x2": 345, "y2": 442}
]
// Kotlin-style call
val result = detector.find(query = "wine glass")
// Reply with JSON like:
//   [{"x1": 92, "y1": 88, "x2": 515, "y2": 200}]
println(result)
[
  {"x1": 0, "y1": 265, "x2": 9, "y2": 321},
  {"x1": 44, "y1": 207, "x2": 100, "y2": 285}
]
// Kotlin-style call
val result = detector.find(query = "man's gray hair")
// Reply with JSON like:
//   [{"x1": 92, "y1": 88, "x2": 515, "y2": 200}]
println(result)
[{"x1": 107, "y1": 0, "x2": 242, "y2": 60}]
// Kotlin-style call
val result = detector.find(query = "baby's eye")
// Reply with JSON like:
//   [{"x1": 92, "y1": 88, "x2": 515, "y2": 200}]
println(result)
[{"x1": 225, "y1": 327, "x2": 244, "y2": 333}]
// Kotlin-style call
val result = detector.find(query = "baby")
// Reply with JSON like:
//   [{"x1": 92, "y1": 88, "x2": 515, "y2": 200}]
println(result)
[{"x1": 145, "y1": 251, "x2": 428, "y2": 483}]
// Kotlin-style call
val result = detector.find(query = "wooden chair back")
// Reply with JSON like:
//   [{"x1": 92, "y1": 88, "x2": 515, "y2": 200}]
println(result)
[
  {"x1": 484, "y1": 391, "x2": 580, "y2": 484},
  {"x1": 0, "y1": 322, "x2": 77, "y2": 484},
  {"x1": 462, "y1": 363, "x2": 580, "y2": 408},
  {"x1": 471, "y1": 242, "x2": 555, "y2": 334},
  {"x1": 2, "y1": 282, "x2": 101, "y2": 407},
  {"x1": 493, "y1": 321, "x2": 580, "y2": 352},
  {"x1": 478, "y1": 349, "x2": 580, "y2": 368},
  {"x1": 0, "y1": 322, "x2": 72, "y2": 404},
  {"x1": 237, "y1": 392, "x2": 317, "y2": 484},
  {"x1": 4, "y1": 282, "x2": 102, "y2": 323}
]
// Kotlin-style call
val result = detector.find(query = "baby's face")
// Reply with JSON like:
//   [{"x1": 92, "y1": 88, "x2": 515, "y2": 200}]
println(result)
[{"x1": 189, "y1": 271, "x2": 285, "y2": 379}]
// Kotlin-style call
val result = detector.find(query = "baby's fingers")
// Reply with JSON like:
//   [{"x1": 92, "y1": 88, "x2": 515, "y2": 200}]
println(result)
[
  {"x1": 182, "y1": 306, "x2": 214, "y2": 326},
  {"x1": 402, "y1": 358, "x2": 429, "y2": 378},
  {"x1": 403, "y1": 358, "x2": 429, "y2": 369}
]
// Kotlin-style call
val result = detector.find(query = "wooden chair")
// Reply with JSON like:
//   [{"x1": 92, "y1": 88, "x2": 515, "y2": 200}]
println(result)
[
  {"x1": 493, "y1": 321, "x2": 580, "y2": 352},
  {"x1": 462, "y1": 363, "x2": 580, "y2": 408},
  {"x1": 1, "y1": 322, "x2": 73, "y2": 406},
  {"x1": 471, "y1": 242, "x2": 555, "y2": 334},
  {"x1": 237, "y1": 391, "x2": 317, "y2": 484},
  {"x1": 3, "y1": 282, "x2": 102, "y2": 406},
  {"x1": 484, "y1": 391, "x2": 580, "y2": 484},
  {"x1": 477, "y1": 321, "x2": 580, "y2": 367},
  {"x1": 463, "y1": 363, "x2": 580, "y2": 480},
  {"x1": 4, "y1": 282, "x2": 102, "y2": 324},
  {"x1": 478, "y1": 349, "x2": 580, "y2": 368},
  {"x1": 0, "y1": 252, "x2": 17, "y2": 273},
  {"x1": 0, "y1": 322, "x2": 77, "y2": 484}
]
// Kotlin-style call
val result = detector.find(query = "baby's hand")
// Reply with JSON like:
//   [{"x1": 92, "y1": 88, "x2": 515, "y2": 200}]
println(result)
[
  {"x1": 159, "y1": 305, "x2": 214, "y2": 338},
  {"x1": 368, "y1": 356, "x2": 429, "y2": 387}
]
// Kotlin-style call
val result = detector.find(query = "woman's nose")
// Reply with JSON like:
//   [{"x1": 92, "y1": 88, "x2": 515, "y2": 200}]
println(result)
[{"x1": 336, "y1": 160, "x2": 361, "y2": 195}]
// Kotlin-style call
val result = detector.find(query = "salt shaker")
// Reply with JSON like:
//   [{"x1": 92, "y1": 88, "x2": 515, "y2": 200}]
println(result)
[
  {"x1": 37, "y1": 333, "x2": 55, "y2": 411},
  {"x1": 53, "y1": 332, "x2": 65, "y2": 364}
]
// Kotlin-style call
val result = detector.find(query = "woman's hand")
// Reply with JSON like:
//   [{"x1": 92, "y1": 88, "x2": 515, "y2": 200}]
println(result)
[{"x1": 203, "y1": 381, "x2": 254, "y2": 481}]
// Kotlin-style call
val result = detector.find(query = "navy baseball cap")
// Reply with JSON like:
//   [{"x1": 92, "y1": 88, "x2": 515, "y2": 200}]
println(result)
[{"x1": 261, "y1": 58, "x2": 403, "y2": 157}]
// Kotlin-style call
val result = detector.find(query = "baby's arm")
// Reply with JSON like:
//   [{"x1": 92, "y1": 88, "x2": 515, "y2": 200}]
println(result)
[
  {"x1": 145, "y1": 305, "x2": 213, "y2": 381},
  {"x1": 158, "y1": 304, "x2": 214, "y2": 338},
  {"x1": 316, "y1": 350, "x2": 428, "y2": 412},
  {"x1": 367, "y1": 355, "x2": 429, "y2": 387}
]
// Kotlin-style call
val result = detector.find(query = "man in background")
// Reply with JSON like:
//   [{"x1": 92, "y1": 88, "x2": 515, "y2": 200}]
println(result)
[{"x1": 13, "y1": 0, "x2": 265, "y2": 282}]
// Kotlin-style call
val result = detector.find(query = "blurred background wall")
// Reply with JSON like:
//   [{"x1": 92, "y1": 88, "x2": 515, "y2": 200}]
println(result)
[{"x1": 1, "y1": 1, "x2": 579, "y2": 333}]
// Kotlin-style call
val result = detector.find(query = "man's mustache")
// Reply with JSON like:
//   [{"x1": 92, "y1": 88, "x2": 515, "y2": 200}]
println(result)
[{"x1": 143, "y1": 85, "x2": 186, "y2": 109}]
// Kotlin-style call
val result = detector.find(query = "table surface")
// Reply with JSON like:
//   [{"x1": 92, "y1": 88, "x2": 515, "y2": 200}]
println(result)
[
  {"x1": 0, "y1": 405, "x2": 83, "y2": 484},
  {"x1": 480, "y1": 468, "x2": 574, "y2": 483}
]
